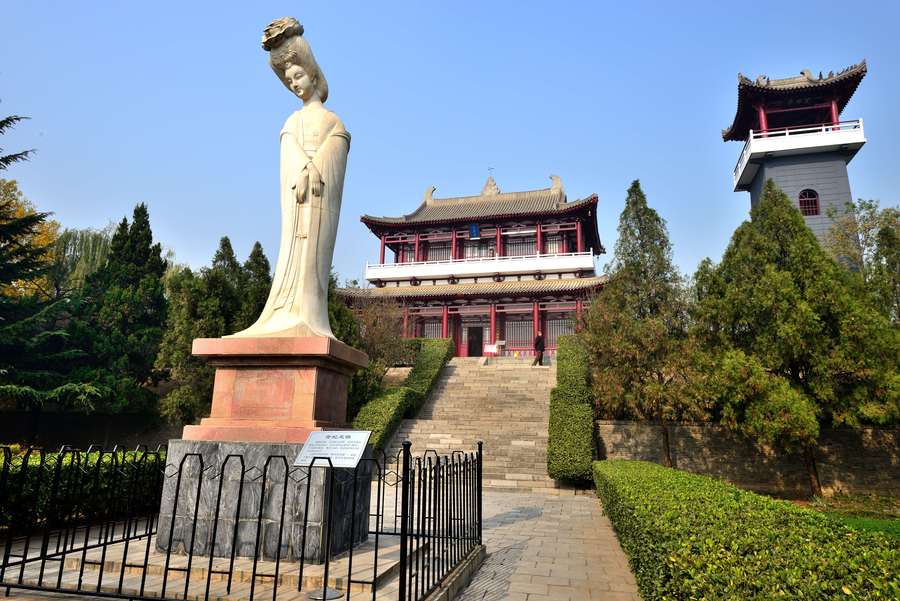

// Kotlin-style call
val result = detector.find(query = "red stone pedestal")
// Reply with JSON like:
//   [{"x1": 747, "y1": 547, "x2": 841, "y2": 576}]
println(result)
[{"x1": 182, "y1": 337, "x2": 369, "y2": 444}]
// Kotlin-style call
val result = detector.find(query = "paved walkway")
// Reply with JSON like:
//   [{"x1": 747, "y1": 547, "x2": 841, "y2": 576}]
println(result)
[
  {"x1": 457, "y1": 491, "x2": 640, "y2": 601},
  {"x1": 5, "y1": 491, "x2": 640, "y2": 601}
]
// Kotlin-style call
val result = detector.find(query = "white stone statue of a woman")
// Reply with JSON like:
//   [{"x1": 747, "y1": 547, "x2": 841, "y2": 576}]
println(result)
[{"x1": 231, "y1": 17, "x2": 349, "y2": 339}]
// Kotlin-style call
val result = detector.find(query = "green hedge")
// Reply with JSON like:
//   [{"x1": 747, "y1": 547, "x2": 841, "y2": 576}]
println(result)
[
  {"x1": 352, "y1": 338, "x2": 453, "y2": 449},
  {"x1": 594, "y1": 460, "x2": 900, "y2": 600},
  {"x1": 403, "y1": 338, "x2": 454, "y2": 415},
  {"x1": 1, "y1": 448, "x2": 164, "y2": 532},
  {"x1": 546, "y1": 335, "x2": 594, "y2": 482}
]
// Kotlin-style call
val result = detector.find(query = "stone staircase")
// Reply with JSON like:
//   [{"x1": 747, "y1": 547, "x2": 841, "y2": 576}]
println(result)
[{"x1": 385, "y1": 357, "x2": 563, "y2": 493}]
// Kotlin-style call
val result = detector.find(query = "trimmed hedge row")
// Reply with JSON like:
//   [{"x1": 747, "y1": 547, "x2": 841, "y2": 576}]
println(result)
[
  {"x1": 1, "y1": 448, "x2": 165, "y2": 532},
  {"x1": 352, "y1": 338, "x2": 453, "y2": 449},
  {"x1": 594, "y1": 460, "x2": 900, "y2": 600},
  {"x1": 546, "y1": 335, "x2": 594, "y2": 482}
]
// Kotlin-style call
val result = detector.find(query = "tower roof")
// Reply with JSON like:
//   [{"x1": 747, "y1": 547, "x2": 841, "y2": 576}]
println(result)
[
  {"x1": 361, "y1": 175, "x2": 595, "y2": 227},
  {"x1": 722, "y1": 60, "x2": 867, "y2": 141}
]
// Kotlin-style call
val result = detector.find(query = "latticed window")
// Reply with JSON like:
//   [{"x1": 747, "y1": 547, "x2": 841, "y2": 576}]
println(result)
[
  {"x1": 799, "y1": 189, "x2": 820, "y2": 216},
  {"x1": 420, "y1": 318, "x2": 442, "y2": 339},
  {"x1": 505, "y1": 236, "x2": 536, "y2": 256},
  {"x1": 504, "y1": 317, "x2": 534, "y2": 349},
  {"x1": 427, "y1": 242, "x2": 451, "y2": 261}
]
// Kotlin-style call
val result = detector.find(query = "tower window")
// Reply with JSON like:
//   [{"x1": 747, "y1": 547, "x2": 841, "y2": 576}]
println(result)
[{"x1": 799, "y1": 189, "x2": 820, "y2": 216}]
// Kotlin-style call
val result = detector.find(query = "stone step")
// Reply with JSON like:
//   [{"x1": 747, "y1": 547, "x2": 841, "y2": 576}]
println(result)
[{"x1": 385, "y1": 358, "x2": 558, "y2": 492}]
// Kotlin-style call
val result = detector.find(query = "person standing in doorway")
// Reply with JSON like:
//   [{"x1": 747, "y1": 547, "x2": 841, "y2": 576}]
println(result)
[{"x1": 532, "y1": 330, "x2": 545, "y2": 366}]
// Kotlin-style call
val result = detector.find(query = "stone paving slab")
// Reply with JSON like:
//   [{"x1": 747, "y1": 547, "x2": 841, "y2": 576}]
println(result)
[
  {"x1": 4, "y1": 490, "x2": 640, "y2": 601},
  {"x1": 455, "y1": 491, "x2": 639, "y2": 601}
]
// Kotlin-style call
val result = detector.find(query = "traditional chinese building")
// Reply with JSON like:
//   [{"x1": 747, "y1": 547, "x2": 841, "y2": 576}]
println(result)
[
  {"x1": 725, "y1": 60, "x2": 867, "y2": 243},
  {"x1": 340, "y1": 176, "x2": 605, "y2": 357}
]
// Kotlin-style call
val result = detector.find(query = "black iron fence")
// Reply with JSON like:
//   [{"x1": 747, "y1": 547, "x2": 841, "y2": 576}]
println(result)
[{"x1": 0, "y1": 441, "x2": 483, "y2": 601}]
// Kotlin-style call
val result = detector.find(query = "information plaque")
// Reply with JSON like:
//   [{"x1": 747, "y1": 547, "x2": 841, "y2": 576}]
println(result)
[{"x1": 293, "y1": 430, "x2": 372, "y2": 469}]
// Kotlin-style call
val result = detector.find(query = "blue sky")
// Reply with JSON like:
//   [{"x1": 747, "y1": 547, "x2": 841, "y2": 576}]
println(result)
[{"x1": 2, "y1": 1, "x2": 898, "y2": 283}]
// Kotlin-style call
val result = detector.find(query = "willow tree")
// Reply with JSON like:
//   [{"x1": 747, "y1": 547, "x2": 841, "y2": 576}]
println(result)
[{"x1": 694, "y1": 180, "x2": 900, "y2": 496}]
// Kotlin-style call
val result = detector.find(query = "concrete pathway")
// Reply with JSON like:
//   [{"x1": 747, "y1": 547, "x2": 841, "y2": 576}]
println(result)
[{"x1": 457, "y1": 491, "x2": 640, "y2": 601}]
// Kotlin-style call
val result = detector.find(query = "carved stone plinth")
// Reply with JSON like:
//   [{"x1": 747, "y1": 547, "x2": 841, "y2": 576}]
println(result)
[
  {"x1": 156, "y1": 440, "x2": 372, "y2": 564},
  {"x1": 182, "y1": 337, "x2": 368, "y2": 444}
]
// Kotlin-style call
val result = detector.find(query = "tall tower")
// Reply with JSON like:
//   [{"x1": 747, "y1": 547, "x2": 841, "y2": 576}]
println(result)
[{"x1": 725, "y1": 61, "x2": 867, "y2": 244}]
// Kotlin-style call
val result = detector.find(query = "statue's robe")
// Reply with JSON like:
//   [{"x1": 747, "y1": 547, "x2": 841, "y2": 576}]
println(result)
[{"x1": 232, "y1": 106, "x2": 350, "y2": 338}]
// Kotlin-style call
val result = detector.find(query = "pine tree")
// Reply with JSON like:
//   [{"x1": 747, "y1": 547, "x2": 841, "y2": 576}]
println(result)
[
  {"x1": 583, "y1": 180, "x2": 707, "y2": 467},
  {"x1": 694, "y1": 180, "x2": 900, "y2": 496}
]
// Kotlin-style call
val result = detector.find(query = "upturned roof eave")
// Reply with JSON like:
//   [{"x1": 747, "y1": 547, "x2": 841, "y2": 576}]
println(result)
[
  {"x1": 360, "y1": 194, "x2": 599, "y2": 230},
  {"x1": 722, "y1": 60, "x2": 867, "y2": 142},
  {"x1": 337, "y1": 275, "x2": 607, "y2": 302}
]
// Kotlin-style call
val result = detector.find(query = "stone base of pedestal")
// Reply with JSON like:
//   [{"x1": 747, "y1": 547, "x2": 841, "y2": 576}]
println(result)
[
  {"x1": 156, "y1": 439, "x2": 372, "y2": 564},
  {"x1": 182, "y1": 336, "x2": 369, "y2": 444}
]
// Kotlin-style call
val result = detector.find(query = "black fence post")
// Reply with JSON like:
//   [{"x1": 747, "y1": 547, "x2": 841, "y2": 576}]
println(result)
[
  {"x1": 398, "y1": 441, "x2": 412, "y2": 601},
  {"x1": 476, "y1": 441, "x2": 483, "y2": 545}
]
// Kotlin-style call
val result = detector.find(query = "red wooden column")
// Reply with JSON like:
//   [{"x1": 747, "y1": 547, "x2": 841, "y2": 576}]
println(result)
[
  {"x1": 830, "y1": 99, "x2": 840, "y2": 126},
  {"x1": 756, "y1": 104, "x2": 768, "y2": 134},
  {"x1": 441, "y1": 305, "x2": 449, "y2": 338},
  {"x1": 575, "y1": 299, "x2": 583, "y2": 329},
  {"x1": 576, "y1": 221, "x2": 583, "y2": 252},
  {"x1": 402, "y1": 306, "x2": 409, "y2": 338},
  {"x1": 414, "y1": 232, "x2": 421, "y2": 262},
  {"x1": 489, "y1": 304, "x2": 496, "y2": 346},
  {"x1": 532, "y1": 301, "x2": 540, "y2": 342},
  {"x1": 495, "y1": 226, "x2": 502, "y2": 257},
  {"x1": 450, "y1": 229, "x2": 457, "y2": 260},
  {"x1": 379, "y1": 234, "x2": 386, "y2": 264},
  {"x1": 536, "y1": 222, "x2": 543, "y2": 255}
]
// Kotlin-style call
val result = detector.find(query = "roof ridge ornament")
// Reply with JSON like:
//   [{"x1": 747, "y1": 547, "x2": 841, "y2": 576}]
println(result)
[
  {"x1": 423, "y1": 186, "x2": 436, "y2": 205},
  {"x1": 549, "y1": 175, "x2": 564, "y2": 195},
  {"x1": 481, "y1": 176, "x2": 501, "y2": 196}
]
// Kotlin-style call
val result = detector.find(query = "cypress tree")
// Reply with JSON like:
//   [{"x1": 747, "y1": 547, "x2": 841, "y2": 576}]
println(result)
[
  {"x1": 583, "y1": 180, "x2": 706, "y2": 467},
  {"x1": 694, "y1": 180, "x2": 900, "y2": 496},
  {"x1": 237, "y1": 241, "x2": 272, "y2": 330},
  {"x1": 70, "y1": 203, "x2": 168, "y2": 407}
]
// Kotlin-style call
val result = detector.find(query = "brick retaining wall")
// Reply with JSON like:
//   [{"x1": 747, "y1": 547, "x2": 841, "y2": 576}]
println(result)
[{"x1": 595, "y1": 420, "x2": 899, "y2": 498}]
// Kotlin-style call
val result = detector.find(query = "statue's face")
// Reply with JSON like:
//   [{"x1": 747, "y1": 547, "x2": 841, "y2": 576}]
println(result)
[{"x1": 285, "y1": 64, "x2": 315, "y2": 101}]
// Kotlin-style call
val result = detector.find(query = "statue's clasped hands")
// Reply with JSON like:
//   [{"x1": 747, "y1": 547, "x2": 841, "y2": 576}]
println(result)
[{"x1": 294, "y1": 162, "x2": 324, "y2": 203}]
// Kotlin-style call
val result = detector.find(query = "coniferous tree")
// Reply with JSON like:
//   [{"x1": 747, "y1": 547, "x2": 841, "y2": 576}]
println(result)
[
  {"x1": 0, "y1": 116, "x2": 102, "y2": 432},
  {"x1": 694, "y1": 180, "x2": 900, "y2": 496},
  {"x1": 237, "y1": 241, "x2": 272, "y2": 330},
  {"x1": 583, "y1": 180, "x2": 707, "y2": 466},
  {"x1": 156, "y1": 240, "x2": 270, "y2": 423},
  {"x1": 69, "y1": 203, "x2": 168, "y2": 409}
]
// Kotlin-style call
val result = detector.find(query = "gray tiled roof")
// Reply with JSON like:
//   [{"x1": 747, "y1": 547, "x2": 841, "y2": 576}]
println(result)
[
  {"x1": 361, "y1": 176, "x2": 597, "y2": 226},
  {"x1": 337, "y1": 276, "x2": 607, "y2": 300}
]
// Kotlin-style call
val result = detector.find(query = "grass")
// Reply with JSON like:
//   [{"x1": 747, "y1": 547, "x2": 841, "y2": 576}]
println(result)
[{"x1": 807, "y1": 493, "x2": 900, "y2": 539}]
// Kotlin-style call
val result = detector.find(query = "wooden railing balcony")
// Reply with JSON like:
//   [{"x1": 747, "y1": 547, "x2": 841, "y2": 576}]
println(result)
[
  {"x1": 733, "y1": 119, "x2": 866, "y2": 191},
  {"x1": 365, "y1": 251, "x2": 595, "y2": 283}
]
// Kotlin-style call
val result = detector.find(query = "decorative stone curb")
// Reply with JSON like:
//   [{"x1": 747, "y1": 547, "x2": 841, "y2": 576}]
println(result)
[{"x1": 421, "y1": 545, "x2": 487, "y2": 601}]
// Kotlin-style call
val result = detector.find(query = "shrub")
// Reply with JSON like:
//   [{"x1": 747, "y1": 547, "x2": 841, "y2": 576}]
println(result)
[
  {"x1": 352, "y1": 387, "x2": 421, "y2": 449},
  {"x1": 546, "y1": 335, "x2": 594, "y2": 482},
  {"x1": 0, "y1": 447, "x2": 165, "y2": 533},
  {"x1": 593, "y1": 460, "x2": 900, "y2": 600},
  {"x1": 351, "y1": 338, "x2": 453, "y2": 449},
  {"x1": 403, "y1": 338, "x2": 453, "y2": 415}
]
